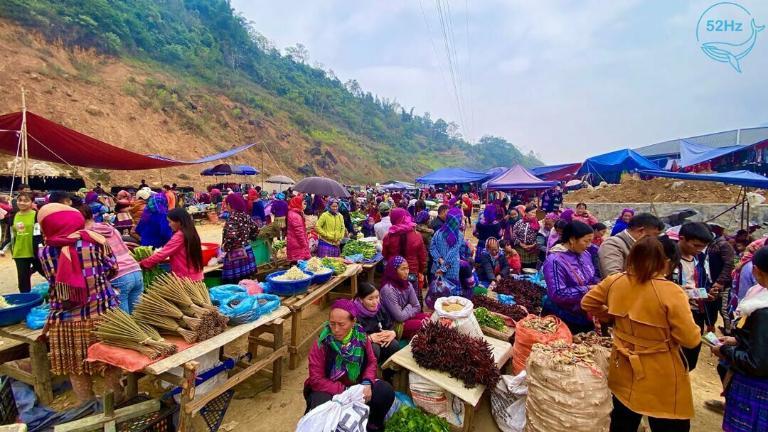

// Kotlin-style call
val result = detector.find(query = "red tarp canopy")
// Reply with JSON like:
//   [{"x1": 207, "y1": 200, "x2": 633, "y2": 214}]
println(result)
[{"x1": 0, "y1": 111, "x2": 255, "y2": 170}]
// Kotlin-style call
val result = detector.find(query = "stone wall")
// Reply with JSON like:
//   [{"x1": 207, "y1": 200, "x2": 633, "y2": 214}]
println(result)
[{"x1": 563, "y1": 202, "x2": 767, "y2": 231}]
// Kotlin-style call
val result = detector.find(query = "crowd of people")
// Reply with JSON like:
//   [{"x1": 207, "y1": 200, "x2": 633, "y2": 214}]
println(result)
[{"x1": 1, "y1": 179, "x2": 766, "y2": 432}]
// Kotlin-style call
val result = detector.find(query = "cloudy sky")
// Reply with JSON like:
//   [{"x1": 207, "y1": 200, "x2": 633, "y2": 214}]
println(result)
[{"x1": 231, "y1": 0, "x2": 768, "y2": 164}]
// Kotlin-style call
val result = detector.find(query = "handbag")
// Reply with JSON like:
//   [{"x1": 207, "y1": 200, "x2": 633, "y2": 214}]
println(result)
[{"x1": 425, "y1": 275, "x2": 454, "y2": 310}]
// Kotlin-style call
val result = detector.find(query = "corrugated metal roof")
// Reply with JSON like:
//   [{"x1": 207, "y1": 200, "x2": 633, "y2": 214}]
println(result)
[{"x1": 634, "y1": 127, "x2": 768, "y2": 157}]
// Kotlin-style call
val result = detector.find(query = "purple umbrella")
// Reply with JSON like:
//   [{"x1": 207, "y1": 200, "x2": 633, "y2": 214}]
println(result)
[{"x1": 293, "y1": 176, "x2": 350, "y2": 198}]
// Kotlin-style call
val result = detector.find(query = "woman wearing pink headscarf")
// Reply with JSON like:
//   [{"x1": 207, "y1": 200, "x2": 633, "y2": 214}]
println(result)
[
  {"x1": 382, "y1": 208, "x2": 427, "y2": 283},
  {"x1": 220, "y1": 193, "x2": 260, "y2": 282}
]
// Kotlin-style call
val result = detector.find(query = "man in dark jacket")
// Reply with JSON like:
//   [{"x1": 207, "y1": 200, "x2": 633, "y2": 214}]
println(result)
[
  {"x1": 476, "y1": 238, "x2": 510, "y2": 284},
  {"x1": 707, "y1": 223, "x2": 736, "y2": 334}
]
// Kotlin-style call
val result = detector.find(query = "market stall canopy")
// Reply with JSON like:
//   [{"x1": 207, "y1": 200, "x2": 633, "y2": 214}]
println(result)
[
  {"x1": 0, "y1": 111, "x2": 255, "y2": 170},
  {"x1": 639, "y1": 169, "x2": 768, "y2": 189},
  {"x1": 266, "y1": 175, "x2": 295, "y2": 185},
  {"x1": 415, "y1": 167, "x2": 491, "y2": 185},
  {"x1": 577, "y1": 149, "x2": 658, "y2": 184},
  {"x1": 483, "y1": 165, "x2": 559, "y2": 190},
  {"x1": 530, "y1": 162, "x2": 582, "y2": 181},
  {"x1": 679, "y1": 139, "x2": 758, "y2": 169},
  {"x1": 293, "y1": 176, "x2": 350, "y2": 198},
  {"x1": 380, "y1": 181, "x2": 416, "y2": 191},
  {"x1": 200, "y1": 163, "x2": 259, "y2": 176},
  {"x1": 485, "y1": 167, "x2": 508, "y2": 178}
]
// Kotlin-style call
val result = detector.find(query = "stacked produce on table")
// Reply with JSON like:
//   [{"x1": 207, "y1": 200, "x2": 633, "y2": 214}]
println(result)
[
  {"x1": 305, "y1": 257, "x2": 331, "y2": 273},
  {"x1": 494, "y1": 277, "x2": 542, "y2": 314},
  {"x1": 472, "y1": 295, "x2": 527, "y2": 321},
  {"x1": 573, "y1": 331, "x2": 613, "y2": 349},
  {"x1": 384, "y1": 406, "x2": 450, "y2": 432},
  {"x1": 411, "y1": 320, "x2": 500, "y2": 389},
  {"x1": 511, "y1": 315, "x2": 572, "y2": 375},
  {"x1": 273, "y1": 266, "x2": 311, "y2": 281},
  {"x1": 93, "y1": 309, "x2": 177, "y2": 359},
  {"x1": 473, "y1": 307, "x2": 506, "y2": 331},
  {"x1": 342, "y1": 240, "x2": 377, "y2": 259},
  {"x1": 132, "y1": 273, "x2": 229, "y2": 344},
  {"x1": 130, "y1": 246, "x2": 165, "y2": 290},
  {"x1": 320, "y1": 258, "x2": 347, "y2": 275}
]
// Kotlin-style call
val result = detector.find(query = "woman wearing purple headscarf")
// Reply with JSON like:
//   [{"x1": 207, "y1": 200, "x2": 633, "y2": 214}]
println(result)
[
  {"x1": 221, "y1": 193, "x2": 260, "y2": 282},
  {"x1": 610, "y1": 208, "x2": 635, "y2": 236},
  {"x1": 474, "y1": 205, "x2": 502, "y2": 259},
  {"x1": 380, "y1": 256, "x2": 430, "y2": 340},
  {"x1": 85, "y1": 191, "x2": 109, "y2": 223}
]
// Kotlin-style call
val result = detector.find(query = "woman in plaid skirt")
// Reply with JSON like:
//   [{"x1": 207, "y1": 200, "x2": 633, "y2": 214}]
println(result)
[
  {"x1": 220, "y1": 193, "x2": 259, "y2": 282},
  {"x1": 38, "y1": 203, "x2": 124, "y2": 403}
]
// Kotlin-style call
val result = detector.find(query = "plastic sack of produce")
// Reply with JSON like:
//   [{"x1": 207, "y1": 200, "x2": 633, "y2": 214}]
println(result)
[
  {"x1": 491, "y1": 371, "x2": 528, "y2": 432},
  {"x1": 497, "y1": 293, "x2": 516, "y2": 305},
  {"x1": 218, "y1": 293, "x2": 280, "y2": 325},
  {"x1": 430, "y1": 296, "x2": 482, "y2": 338},
  {"x1": 31, "y1": 282, "x2": 49, "y2": 299},
  {"x1": 296, "y1": 384, "x2": 369, "y2": 432},
  {"x1": 425, "y1": 275, "x2": 454, "y2": 310},
  {"x1": 25, "y1": 303, "x2": 50, "y2": 330},
  {"x1": 408, "y1": 372, "x2": 465, "y2": 427},
  {"x1": 209, "y1": 284, "x2": 247, "y2": 305},
  {"x1": 511, "y1": 315, "x2": 572, "y2": 375},
  {"x1": 238, "y1": 279, "x2": 263, "y2": 295},
  {"x1": 524, "y1": 342, "x2": 611, "y2": 432}
]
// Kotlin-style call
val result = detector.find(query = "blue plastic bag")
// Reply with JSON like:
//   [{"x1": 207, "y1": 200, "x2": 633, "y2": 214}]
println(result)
[
  {"x1": 31, "y1": 282, "x2": 49, "y2": 299},
  {"x1": 218, "y1": 293, "x2": 281, "y2": 325},
  {"x1": 498, "y1": 293, "x2": 516, "y2": 305},
  {"x1": 209, "y1": 284, "x2": 246, "y2": 306},
  {"x1": 25, "y1": 303, "x2": 50, "y2": 330}
]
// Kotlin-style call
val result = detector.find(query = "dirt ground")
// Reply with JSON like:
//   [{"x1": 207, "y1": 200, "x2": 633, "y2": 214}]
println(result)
[
  {"x1": 565, "y1": 176, "x2": 763, "y2": 204},
  {"x1": 0, "y1": 223, "x2": 724, "y2": 431}
]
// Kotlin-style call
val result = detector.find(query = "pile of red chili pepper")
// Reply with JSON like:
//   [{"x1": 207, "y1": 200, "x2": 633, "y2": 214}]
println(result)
[
  {"x1": 411, "y1": 321, "x2": 501, "y2": 388},
  {"x1": 494, "y1": 277, "x2": 543, "y2": 313},
  {"x1": 473, "y1": 295, "x2": 528, "y2": 321}
]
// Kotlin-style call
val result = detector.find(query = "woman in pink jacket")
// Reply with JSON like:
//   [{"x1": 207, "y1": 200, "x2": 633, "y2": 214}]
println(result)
[
  {"x1": 304, "y1": 299, "x2": 394, "y2": 430},
  {"x1": 286, "y1": 195, "x2": 310, "y2": 262},
  {"x1": 141, "y1": 208, "x2": 204, "y2": 281}
]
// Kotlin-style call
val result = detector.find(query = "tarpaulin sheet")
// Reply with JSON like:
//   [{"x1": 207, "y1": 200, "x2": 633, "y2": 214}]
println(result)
[
  {"x1": 639, "y1": 169, "x2": 768, "y2": 189},
  {"x1": 0, "y1": 111, "x2": 255, "y2": 170},
  {"x1": 529, "y1": 162, "x2": 582, "y2": 181},
  {"x1": 577, "y1": 149, "x2": 659, "y2": 183},
  {"x1": 415, "y1": 167, "x2": 491, "y2": 185},
  {"x1": 483, "y1": 165, "x2": 558, "y2": 190},
  {"x1": 679, "y1": 139, "x2": 744, "y2": 168}
]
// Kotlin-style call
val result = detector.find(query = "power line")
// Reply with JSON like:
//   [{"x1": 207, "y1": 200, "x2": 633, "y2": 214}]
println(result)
[{"x1": 434, "y1": 0, "x2": 467, "y2": 137}]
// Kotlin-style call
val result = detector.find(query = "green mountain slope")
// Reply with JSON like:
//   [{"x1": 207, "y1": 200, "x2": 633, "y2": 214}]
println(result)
[{"x1": 0, "y1": 0, "x2": 541, "y2": 181}]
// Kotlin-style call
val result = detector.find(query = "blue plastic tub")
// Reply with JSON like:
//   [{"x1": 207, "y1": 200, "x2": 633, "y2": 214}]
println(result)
[
  {"x1": 310, "y1": 268, "x2": 334, "y2": 285},
  {"x1": 265, "y1": 271, "x2": 313, "y2": 296},
  {"x1": 0, "y1": 293, "x2": 43, "y2": 326}
]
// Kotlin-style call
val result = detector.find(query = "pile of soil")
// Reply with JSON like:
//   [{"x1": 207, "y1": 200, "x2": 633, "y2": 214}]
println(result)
[{"x1": 565, "y1": 177, "x2": 761, "y2": 204}]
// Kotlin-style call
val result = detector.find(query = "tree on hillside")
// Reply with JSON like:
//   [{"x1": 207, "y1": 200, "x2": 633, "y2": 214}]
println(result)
[{"x1": 285, "y1": 43, "x2": 309, "y2": 64}]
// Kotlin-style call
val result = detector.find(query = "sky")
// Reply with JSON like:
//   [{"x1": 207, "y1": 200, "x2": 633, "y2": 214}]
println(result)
[{"x1": 231, "y1": 0, "x2": 768, "y2": 164}]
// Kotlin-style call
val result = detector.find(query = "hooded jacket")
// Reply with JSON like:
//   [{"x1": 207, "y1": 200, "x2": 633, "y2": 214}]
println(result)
[{"x1": 721, "y1": 286, "x2": 768, "y2": 377}]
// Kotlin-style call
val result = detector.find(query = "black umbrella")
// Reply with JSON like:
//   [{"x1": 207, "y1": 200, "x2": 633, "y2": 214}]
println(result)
[{"x1": 293, "y1": 176, "x2": 350, "y2": 198}]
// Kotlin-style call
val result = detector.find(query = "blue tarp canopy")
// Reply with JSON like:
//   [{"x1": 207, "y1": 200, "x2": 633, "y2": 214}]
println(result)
[
  {"x1": 201, "y1": 163, "x2": 259, "y2": 176},
  {"x1": 380, "y1": 181, "x2": 416, "y2": 190},
  {"x1": 483, "y1": 165, "x2": 558, "y2": 190},
  {"x1": 639, "y1": 169, "x2": 768, "y2": 189},
  {"x1": 485, "y1": 167, "x2": 508, "y2": 178},
  {"x1": 416, "y1": 168, "x2": 491, "y2": 185},
  {"x1": 578, "y1": 149, "x2": 659, "y2": 183},
  {"x1": 679, "y1": 140, "x2": 743, "y2": 168}
]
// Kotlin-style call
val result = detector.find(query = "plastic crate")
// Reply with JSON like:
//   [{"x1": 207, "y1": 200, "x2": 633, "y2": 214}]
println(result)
[
  {"x1": 116, "y1": 395, "x2": 177, "y2": 432},
  {"x1": 0, "y1": 376, "x2": 18, "y2": 425}
]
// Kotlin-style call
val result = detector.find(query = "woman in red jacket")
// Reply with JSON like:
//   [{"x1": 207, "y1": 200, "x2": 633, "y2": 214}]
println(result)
[
  {"x1": 304, "y1": 299, "x2": 395, "y2": 430},
  {"x1": 286, "y1": 195, "x2": 310, "y2": 262},
  {"x1": 382, "y1": 208, "x2": 427, "y2": 287}
]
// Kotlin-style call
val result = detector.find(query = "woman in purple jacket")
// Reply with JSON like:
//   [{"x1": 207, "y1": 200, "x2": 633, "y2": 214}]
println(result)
[
  {"x1": 304, "y1": 299, "x2": 394, "y2": 430},
  {"x1": 542, "y1": 221, "x2": 600, "y2": 334}
]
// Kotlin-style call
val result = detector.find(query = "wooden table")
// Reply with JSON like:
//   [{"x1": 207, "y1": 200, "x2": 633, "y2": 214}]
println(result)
[
  {"x1": 382, "y1": 335, "x2": 513, "y2": 432},
  {"x1": 132, "y1": 306, "x2": 291, "y2": 432},
  {"x1": 0, "y1": 324, "x2": 53, "y2": 404},
  {"x1": 280, "y1": 264, "x2": 362, "y2": 370},
  {"x1": 360, "y1": 258, "x2": 382, "y2": 285}
]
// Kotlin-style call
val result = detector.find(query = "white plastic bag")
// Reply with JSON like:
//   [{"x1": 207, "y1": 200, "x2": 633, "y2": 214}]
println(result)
[
  {"x1": 491, "y1": 371, "x2": 528, "y2": 432},
  {"x1": 431, "y1": 296, "x2": 483, "y2": 338},
  {"x1": 296, "y1": 385, "x2": 369, "y2": 432},
  {"x1": 409, "y1": 372, "x2": 465, "y2": 427}
]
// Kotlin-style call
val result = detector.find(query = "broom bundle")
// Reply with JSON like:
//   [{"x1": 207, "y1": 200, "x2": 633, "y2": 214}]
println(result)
[{"x1": 94, "y1": 309, "x2": 177, "y2": 359}]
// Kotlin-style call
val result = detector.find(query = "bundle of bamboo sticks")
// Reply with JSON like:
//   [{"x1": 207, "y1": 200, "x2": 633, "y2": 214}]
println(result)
[
  {"x1": 132, "y1": 274, "x2": 228, "y2": 343},
  {"x1": 94, "y1": 309, "x2": 177, "y2": 359}
]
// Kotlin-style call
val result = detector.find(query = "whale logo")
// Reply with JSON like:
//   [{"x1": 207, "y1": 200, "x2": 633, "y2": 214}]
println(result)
[{"x1": 701, "y1": 18, "x2": 765, "y2": 72}]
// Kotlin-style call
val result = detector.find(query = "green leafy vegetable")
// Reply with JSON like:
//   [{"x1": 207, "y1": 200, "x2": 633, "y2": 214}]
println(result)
[
  {"x1": 385, "y1": 407, "x2": 450, "y2": 432},
  {"x1": 474, "y1": 307, "x2": 506, "y2": 331},
  {"x1": 342, "y1": 240, "x2": 377, "y2": 259},
  {"x1": 321, "y1": 258, "x2": 347, "y2": 275}
]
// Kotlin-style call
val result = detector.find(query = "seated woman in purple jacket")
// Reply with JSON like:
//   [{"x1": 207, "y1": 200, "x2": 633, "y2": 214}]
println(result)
[
  {"x1": 304, "y1": 299, "x2": 395, "y2": 430},
  {"x1": 542, "y1": 221, "x2": 600, "y2": 334}
]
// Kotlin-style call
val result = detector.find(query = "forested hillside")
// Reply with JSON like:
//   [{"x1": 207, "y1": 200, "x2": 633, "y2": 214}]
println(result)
[{"x1": 0, "y1": 0, "x2": 540, "y2": 183}]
